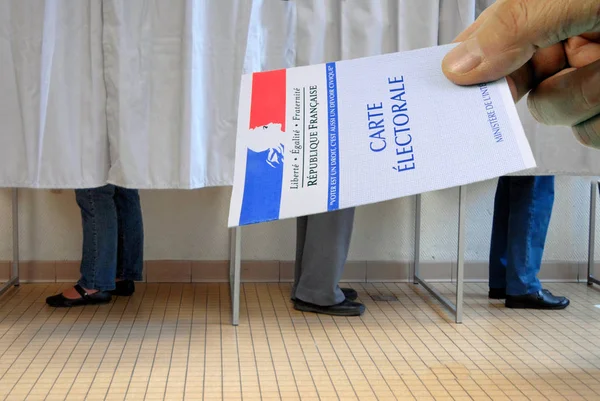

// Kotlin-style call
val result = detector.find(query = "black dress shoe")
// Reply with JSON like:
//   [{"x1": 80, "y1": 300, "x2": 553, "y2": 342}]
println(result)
[
  {"x1": 291, "y1": 287, "x2": 358, "y2": 302},
  {"x1": 110, "y1": 280, "x2": 135, "y2": 296},
  {"x1": 341, "y1": 288, "x2": 358, "y2": 301},
  {"x1": 293, "y1": 299, "x2": 365, "y2": 316},
  {"x1": 46, "y1": 285, "x2": 112, "y2": 308},
  {"x1": 505, "y1": 289, "x2": 570, "y2": 310},
  {"x1": 489, "y1": 288, "x2": 506, "y2": 299}
]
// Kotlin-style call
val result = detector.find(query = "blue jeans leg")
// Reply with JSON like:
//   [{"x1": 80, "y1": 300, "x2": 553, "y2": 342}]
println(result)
[
  {"x1": 488, "y1": 176, "x2": 554, "y2": 296},
  {"x1": 489, "y1": 177, "x2": 510, "y2": 290},
  {"x1": 75, "y1": 185, "x2": 118, "y2": 291},
  {"x1": 75, "y1": 185, "x2": 144, "y2": 291},
  {"x1": 115, "y1": 187, "x2": 144, "y2": 281}
]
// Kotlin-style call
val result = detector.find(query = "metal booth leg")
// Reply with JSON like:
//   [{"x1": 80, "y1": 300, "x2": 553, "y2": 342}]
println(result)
[
  {"x1": 413, "y1": 194, "x2": 421, "y2": 284},
  {"x1": 229, "y1": 226, "x2": 241, "y2": 325},
  {"x1": 0, "y1": 188, "x2": 20, "y2": 298},
  {"x1": 588, "y1": 181, "x2": 600, "y2": 286},
  {"x1": 413, "y1": 186, "x2": 466, "y2": 323}
]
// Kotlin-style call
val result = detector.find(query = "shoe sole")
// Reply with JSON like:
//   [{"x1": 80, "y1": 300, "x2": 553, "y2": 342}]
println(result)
[
  {"x1": 488, "y1": 290, "x2": 506, "y2": 300},
  {"x1": 505, "y1": 302, "x2": 569, "y2": 310},
  {"x1": 293, "y1": 304, "x2": 364, "y2": 316},
  {"x1": 48, "y1": 298, "x2": 112, "y2": 308}
]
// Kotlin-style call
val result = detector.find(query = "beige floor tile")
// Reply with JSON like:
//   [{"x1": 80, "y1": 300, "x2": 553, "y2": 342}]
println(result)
[{"x1": 0, "y1": 283, "x2": 598, "y2": 400}]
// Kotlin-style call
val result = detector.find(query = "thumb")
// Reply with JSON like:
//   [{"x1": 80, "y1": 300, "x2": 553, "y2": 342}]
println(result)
[{"x1": 442, "y1": 0, "x2": 600, "y2": 85}]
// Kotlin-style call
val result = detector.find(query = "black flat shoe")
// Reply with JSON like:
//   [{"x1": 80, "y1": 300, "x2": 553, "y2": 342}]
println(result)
[
  {"x1": 505, "y1": 289, "x2": 570, "y2": 310},
  {"x1": 110, "y1": 280, "x2": 135, "y2": 296},
  {"x1": 46, "y1": 285, "x2": 112, "y2": 308},
  {"x1": 489, "y1": 288, "x2": 506, "y2": 299},
  {"x1": 341, "y1": 288, "x2": 358, "y2": 301},
  {"x1": 293, "y1": 299, "x2": 365, "y2": 316}
]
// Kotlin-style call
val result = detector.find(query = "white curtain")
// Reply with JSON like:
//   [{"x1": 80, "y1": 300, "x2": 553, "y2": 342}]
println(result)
[
  {"x1": 1, "y1": 0, "x2": 596, "y2": 190},
  {"x1": 0, "y1": 0, "x2": 253, "y2": 189},
  {"x1": 0, "y1": 1, "x2": 108, "y2": 188},
  {"x1": 103, "y1": 0, "x2": 252, "y2": 188}
]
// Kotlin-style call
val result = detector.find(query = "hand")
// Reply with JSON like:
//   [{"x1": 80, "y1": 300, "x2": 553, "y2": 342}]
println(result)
[{"x1": 441, "y1": 0, "x2": 600, "y2": 148}]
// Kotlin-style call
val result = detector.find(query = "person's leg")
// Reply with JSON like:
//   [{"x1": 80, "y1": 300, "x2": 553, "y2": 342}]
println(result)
[
  {"x1": 488, "y1": 177, "x2": 510, "y2": 299},
  {"x1": 505, "y1": 176, "x2": 550, "y2": 295},
  {"x1": 291, "y1": 215, "x2": 309, "y2": 300},
  {"x1": 292, "y1": 214, "x2": 357, "y2": 301},
  {"x1": 112, "y1": 187, "x2": 144, "y2": 296},
  {"x1": 504, "y1": 176, "x2": 569, "y2": 309},
  {"x1": 46, "y1": 185, "x2": 117, "y2": 307},
  {"x1": 292, "y1": 208, "x2": 364, "y2": 316}
]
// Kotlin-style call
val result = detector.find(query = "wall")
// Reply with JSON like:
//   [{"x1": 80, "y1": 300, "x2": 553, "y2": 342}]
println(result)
[{"x1": 0, "y1": 176, "x2": 598, "y2": 270}]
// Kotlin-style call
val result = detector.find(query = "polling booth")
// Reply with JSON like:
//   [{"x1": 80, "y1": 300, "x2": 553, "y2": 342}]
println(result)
[
  {"x1": 1, "y1": 0, "x2": 598, "y2": 325},
  {"x1": 0, "y1": 0, "x2": 255, "y2": 318}
]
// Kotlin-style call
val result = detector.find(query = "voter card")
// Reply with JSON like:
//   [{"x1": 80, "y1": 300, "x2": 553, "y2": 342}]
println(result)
[{"x1": 228, "y1": 43, "x2": 535, "y2": 227}]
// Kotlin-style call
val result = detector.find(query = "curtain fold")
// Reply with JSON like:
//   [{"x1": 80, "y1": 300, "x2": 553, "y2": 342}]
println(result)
[
  {"x1": 0, "y1": 0, "x2": 108, "y2": 188},
  {"x1": 103, "y1": 0, "x2": 253, "y2": 188}
]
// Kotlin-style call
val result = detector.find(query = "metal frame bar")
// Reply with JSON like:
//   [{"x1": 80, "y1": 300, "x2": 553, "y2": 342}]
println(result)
[
  {"x1": 413, "y1": 194, "x2": 421, "y2": 284},
  {"x1": 0, "y1": 189, "x2": 20, "y2": 298},
  {"x1": 229, "y1": 226, "x2": 241, "y2": 325},
  {"x1": 588, "y1": 181, "x2": 600, "y2": 287},
  {"x1": 413, "y1": 186, "x2": 466, "y2": 323}
]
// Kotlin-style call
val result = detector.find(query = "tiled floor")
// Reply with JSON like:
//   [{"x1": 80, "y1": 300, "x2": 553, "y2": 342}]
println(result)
[{"x1": 0, "y1": 282, "x2": 599, "y2": 401}]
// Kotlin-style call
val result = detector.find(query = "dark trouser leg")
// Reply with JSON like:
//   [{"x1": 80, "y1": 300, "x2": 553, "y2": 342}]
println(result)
[
  {"x1": 292, "y1": 208, "x2": 355, "y2": 306},
  {"x1": 504, "y1": 176, "x2": 554, "y2": 296},
  {"x1": 114, "y1": 187, "x2": 144, "y2": 281},
  {"x1": 489, "y1": 177, "x2": 511, "y2": 291}
]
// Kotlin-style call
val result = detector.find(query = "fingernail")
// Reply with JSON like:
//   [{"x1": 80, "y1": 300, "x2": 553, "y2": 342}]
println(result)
[{"x1": 445, "y1": 39, "x2": 483, "y2": 75}]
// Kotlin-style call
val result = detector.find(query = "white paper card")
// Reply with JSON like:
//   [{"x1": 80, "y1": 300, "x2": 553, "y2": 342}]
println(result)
[{"x1": 228, "y1": 44, "x2": 535, "y2": 227}]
